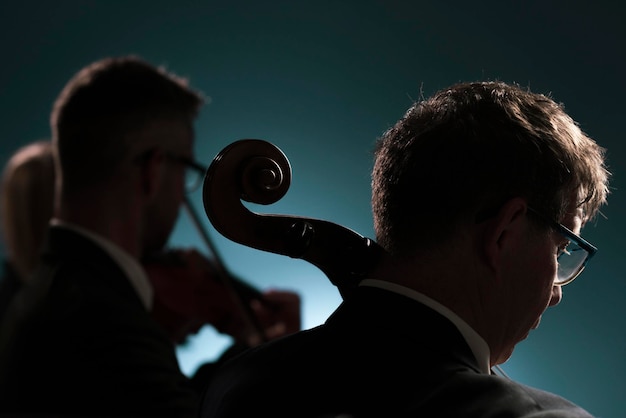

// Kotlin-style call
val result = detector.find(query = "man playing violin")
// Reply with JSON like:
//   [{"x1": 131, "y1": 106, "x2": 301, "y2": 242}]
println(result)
[
  {"x1": 0, "y1": 55, "x2": 301, "y2": 417},
  {"x1": 200, "y1": 81, "x2": 610, "y2": 417}
]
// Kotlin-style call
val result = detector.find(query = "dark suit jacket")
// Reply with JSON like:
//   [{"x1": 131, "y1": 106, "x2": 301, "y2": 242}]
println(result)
[
  {"x1": 200, "y1": 285, "x2": 593, "y2": 418},
  {"x1": 0, "y1": 226, "x2": 203, "y2": 417},
  {"x1": 0, "y1": 260, "x2": 21, "y2": 323}
]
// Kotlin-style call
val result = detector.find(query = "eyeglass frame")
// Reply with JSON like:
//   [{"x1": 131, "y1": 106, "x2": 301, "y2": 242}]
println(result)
[
  {"x1": 475, "y1": 203, "x2": 598, "y2": 286},
  {"x1": 133, "y1": 149, "x2": 208, "y2": 194},
  {"x1": 165, "y1": 153, "x2": 208, "y2": 193},
  {"x1": 526, "y1": 206, "x2": 597, "y2": 286}
]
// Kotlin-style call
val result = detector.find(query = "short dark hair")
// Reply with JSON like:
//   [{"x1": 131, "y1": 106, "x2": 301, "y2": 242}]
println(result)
[
  {"x1": 372, "y1": 81, "x2": 610, "y2": 256},
  {"x1": 51, "y1": 55, "x2": 204, "y2": 193}
]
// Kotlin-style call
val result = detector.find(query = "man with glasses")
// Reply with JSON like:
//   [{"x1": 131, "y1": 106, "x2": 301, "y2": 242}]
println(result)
[
  {"x1": 0, "y1": 56, "x2": 301, "y2": 417},
  {"x1": 200, "y1": 81, "x2": 610, "y2": 418}
]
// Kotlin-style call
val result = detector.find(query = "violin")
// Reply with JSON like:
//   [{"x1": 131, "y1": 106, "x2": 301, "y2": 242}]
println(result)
[{"x1": 143, "y1": 248, "x2": 264, "y2": 344}]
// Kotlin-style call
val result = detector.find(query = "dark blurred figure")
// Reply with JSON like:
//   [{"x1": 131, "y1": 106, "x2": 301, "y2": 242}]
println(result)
[
  {"x1": 200, "y1": 81, "x2": 610, "y2": 418},
  {"x1": 0, "y1": 141, "x2": 54, "y2": 320},
  {"x1": 0, "y1": 55, "x2": 300, "y2": 417},
  {"x1": 0, "y1": 141, "x2": 298, "y2": 347}
]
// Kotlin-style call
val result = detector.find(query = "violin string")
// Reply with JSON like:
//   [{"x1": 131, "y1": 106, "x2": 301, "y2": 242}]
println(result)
[{"x1": 182, "y1": 195, "x2": 268, "y2": 343}]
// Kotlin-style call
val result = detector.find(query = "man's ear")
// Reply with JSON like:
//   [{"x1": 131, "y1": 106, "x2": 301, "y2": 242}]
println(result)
[
  {"x1": 139, "y1": 148, "x2": 165, "y2": 200},
  {"x1": 482, "y1": 197, "x2": 529, "y2": 275}
]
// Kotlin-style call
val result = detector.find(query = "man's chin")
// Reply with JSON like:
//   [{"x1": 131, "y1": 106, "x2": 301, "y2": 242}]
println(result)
[{"x1": 532, "y1": 316, "x2": 542, "y2": 330}]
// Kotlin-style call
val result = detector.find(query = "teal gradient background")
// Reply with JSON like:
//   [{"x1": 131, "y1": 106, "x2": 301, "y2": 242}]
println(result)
[{"x1": 1, "y1": 1, "x2": 624, "y2": 416}]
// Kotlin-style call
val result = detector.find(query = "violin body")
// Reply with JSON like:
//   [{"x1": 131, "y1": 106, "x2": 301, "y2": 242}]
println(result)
[{"x1": 143, "y1": 249, "x2": 263, "y2": 344}]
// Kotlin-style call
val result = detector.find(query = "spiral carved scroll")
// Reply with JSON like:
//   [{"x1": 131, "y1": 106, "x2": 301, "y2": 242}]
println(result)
[{"x1": 202, "y1": 139, "x2": 383, "y2": 298}]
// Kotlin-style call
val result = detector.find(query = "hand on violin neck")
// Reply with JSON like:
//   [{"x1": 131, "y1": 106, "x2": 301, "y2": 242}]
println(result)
[
  {"x1": 200, "y1": 288, "x2": 302, "y2": 347},
  {"x1": 254, "y1": 289, "x2": 301, "y2": 339}
]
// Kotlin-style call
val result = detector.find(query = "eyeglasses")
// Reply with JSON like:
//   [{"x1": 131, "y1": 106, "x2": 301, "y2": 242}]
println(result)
[
  {"x1": 166, "y1": 153, "x2": 208, "y2": 194},
  {"x1": 527, "y1": 206, "x2": 597, "y2": 286}
]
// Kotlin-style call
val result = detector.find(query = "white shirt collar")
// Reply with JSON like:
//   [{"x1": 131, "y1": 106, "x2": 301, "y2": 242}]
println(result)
[
  {"x1": 50, "y1": 219, "x2": 154, "y2": 310},
  {"x1": 360, "y1": 278, "x2": 491, "y2": 375}
]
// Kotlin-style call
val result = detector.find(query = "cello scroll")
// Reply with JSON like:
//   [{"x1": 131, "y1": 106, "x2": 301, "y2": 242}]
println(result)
[{"x1": 202, "y1": 139, "x2": 384, "y2": 298}]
